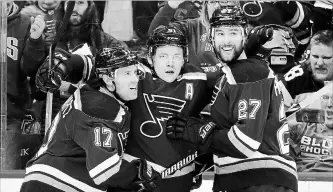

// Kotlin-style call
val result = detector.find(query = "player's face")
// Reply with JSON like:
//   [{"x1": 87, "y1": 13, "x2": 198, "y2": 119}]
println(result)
[
  {"x1": 310, "y1": 43, "x2": 333, "y2": 82},
  {"x1": 213, "y1": 26, "x2": 244, "y2": 63},
  {"x1": 152, "y1": 45, "x2": 184, "y2": 83},
  {"x1": 65, "y1": 0, "x2": 88, "y2": 26},
  {"x1": 38, "y1": 0, "x2": 61, "y2": 11},
  {"x1": 113, "y1": 65, "x2": 140, "y2": 101},
  {"x1": 321, "y1": 92, "x2": 333, "y2": 129}
]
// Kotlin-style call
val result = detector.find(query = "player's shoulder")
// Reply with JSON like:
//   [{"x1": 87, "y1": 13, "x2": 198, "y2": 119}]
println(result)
[
  {"x1": 77, "y1": 86, "x2": 124, "y2": 122},
  {"x1": 228, "y1": 58, "x2": 271, "y2": 84},
  {"x1": 178, "y1": 63, "x2": 207, "y2": 81}
]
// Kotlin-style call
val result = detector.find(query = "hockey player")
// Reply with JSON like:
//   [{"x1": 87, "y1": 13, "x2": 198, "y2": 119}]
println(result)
[
  {"x1": 166, "y1": 7, "x2": 298, "y2": 192},
  {"x1": 20, "y1": 48, "x2": 162, "y2": 192},
  {"x1": 116, "y1": 25, "x2": 211, "y2": 192}
]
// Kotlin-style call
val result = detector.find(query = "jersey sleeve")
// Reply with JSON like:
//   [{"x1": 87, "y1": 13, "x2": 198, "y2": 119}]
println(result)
[
  {"x1": 64, "y1": 54, "x2": 95, "y2": 84},
  {"x1": 65, "y1": 91, "x2": 138, "y2": 187},
  {"x1": 67, "y1": 112, "x2": 123, "y2": 185},
  {"x1": 210, "y1": 75, "x2": 273, "y2": 158}
]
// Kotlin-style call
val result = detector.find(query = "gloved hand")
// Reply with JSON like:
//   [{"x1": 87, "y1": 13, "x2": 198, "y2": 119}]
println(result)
[
  {"x1": 246, "y1": 24, "x2": 296, "y2": 59},
  {"x1": 35, "y1": 48, "x2": 71, "y2": 93},
  {"x1": 245, "y1": 25, "x2": 274, "y2": 58},
  {"x1": 134, "y1": 159, "x2": 161, "y2": 192},
  {"x1": 191, "y1": 174, "x2": 202, "y2": 190},
  {"x1": 166, "y1": 113, "x2": 218, "y2": 151}
]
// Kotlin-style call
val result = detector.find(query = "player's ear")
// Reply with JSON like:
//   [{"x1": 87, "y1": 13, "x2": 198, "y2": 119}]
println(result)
[{"x1": 102, "y1": 74, "x2": 115, "y2": 91}]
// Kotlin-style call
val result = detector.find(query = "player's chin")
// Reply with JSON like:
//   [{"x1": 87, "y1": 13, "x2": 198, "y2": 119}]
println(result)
[
  {"x1": 125, "y1": 89, "x2": 138, "y2": 100},
  {"x1": 161, "y1": 74, "x2": 178, "y2": 83},
  {"x1": 313, "y1": 73, "x2": 329, "y2": 81}
]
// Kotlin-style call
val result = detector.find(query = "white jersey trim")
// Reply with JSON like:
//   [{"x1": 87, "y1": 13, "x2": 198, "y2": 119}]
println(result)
[
  {"x1": 73, "y1": 89, "x2": 82, "y2": 110},
  {"x1": 26, "y1": 164, "x2": 105, "y2": 192},
  {"x1": 89, "y1": 154, "x2": 121, "y2": 180},
  {"x1": 213, "y1": 152, "x2": 297, "y2": 178},
  {"x1": 93, "y1": 160, "x2": 122, "y2": 185},
  {"x1": 24, "y1": 173, "x2": 80, "y2": 192},
  {"x1": 232, "y1": 125, "x2": 261, "y2": 150},
  {"x1": 123, "y1": 153, "x2": 194, "y2": 179},
  {"x1": 228, "y1": 128, "x2": 254, "y2": 157},
  {"x1": 177, "y1": 72, "x2": 207, "y2": 81},
  {"x1": 221, "y1": 66, "x2": 236, "y2": 85},
  {"x1": 114, "y1": 107, "x2": 125, "y2": 123}
]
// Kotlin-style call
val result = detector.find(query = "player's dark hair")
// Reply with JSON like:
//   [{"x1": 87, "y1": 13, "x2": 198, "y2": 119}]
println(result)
[{"x1": 310, "y1": 30, "x2": 333, "y2": 48}]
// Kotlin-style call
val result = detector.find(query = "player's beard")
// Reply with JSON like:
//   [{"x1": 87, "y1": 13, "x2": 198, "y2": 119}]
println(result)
[{"x1": 216, "y1": 42, "x2": 244, "y2": 63}]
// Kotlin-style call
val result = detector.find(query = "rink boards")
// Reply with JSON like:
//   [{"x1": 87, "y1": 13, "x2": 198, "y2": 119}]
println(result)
[{"x1": 1, "y1": 171, "x2": 332, "y2": 192}]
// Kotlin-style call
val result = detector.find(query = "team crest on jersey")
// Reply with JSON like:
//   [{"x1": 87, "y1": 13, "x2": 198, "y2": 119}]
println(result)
[
  {"x1": 118, "y1": 130, "x2": 129, "y2": 153},
  {"x1": 185, "y1": 83, "x2": 194, "y2": 100},
  {"x1": 140, "y1": 94, "x2": 186, "y2": 138}
]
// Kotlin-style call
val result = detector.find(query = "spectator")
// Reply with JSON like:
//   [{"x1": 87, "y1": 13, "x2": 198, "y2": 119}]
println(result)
[
  {"x1": 20, "y1": 0, "x2": 63, "y2": 138},
  {"x1": 59, "y1": 0, "x2": 127, "y2": 55},
  {"x1": 289, "y1": 84, "x2": 333, "y2": 172},
  {"x1": 21, "y1": 0, "x2": 63, "y2": 48},
  {"x1": 4, "y1": 0, "x2": 46, "y2": 170},
  {"x1": 132, "y1": 1, "x2": 160, "y2": 41},
  {"x1": 284, "y1": 30, "x2": 333, "y2": 101},
  {"x1": 34, "y1": 0, "x2": 127, "y2": 133}
]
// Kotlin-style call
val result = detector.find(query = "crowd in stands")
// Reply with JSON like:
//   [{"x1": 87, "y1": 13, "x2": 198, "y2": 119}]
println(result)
[{"x1": 2, "y1": 0, "x2": 333, "y2": 181}]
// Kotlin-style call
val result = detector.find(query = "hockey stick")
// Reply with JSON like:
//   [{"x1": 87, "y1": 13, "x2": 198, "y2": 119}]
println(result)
[
  {"x1": 45, "y1": 1, "x2": 75, "y2": 131},
  {"x1": 161, "y1": 81, "x2": 333, "y2": 179}
]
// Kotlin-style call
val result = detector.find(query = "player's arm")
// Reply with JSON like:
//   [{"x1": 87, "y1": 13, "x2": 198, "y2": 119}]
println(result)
[
  {"x1": 209, "y1": 78, "x2": 272, "y2": 158},
  {"x1": 166, "y1": 77, "x2": 270, "y2": 158},
  {"x1": 35, "y1": 48, "x2": 94, "y2": 93},
  {"x1": 66, "y1": 96, "x2": 160, "y2": 190}
]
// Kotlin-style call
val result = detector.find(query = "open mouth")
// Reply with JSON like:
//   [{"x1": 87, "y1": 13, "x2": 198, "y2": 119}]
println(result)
[
  {"x1": 221, "y1": 46, "x2": 233, "y2": 51},
  {"x1": 326, "y1": 111, "x2": 333, "y2": 120},
  {"x1": 315, "y1": 68, "x2": 327, "y2": 74}
]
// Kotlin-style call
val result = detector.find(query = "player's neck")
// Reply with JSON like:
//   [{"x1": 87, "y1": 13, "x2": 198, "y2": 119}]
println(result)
[{"x1": 99, "y1": 87, "x2": 126, "y2": 107}]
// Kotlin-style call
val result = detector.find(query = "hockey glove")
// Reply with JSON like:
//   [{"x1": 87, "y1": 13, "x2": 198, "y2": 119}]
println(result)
[
  {"x1": 134, "y1": 159, "x2": 161, "y2": 192},
  {"x1": 245, "y1": 25, "x2": 274, "y2": 58},
  {"x1": 166, "y1": 113, "x2": 218, "y2": 153},
  {"x1": 35, "y1": 48, "x2": 70, "y2": 93}
]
